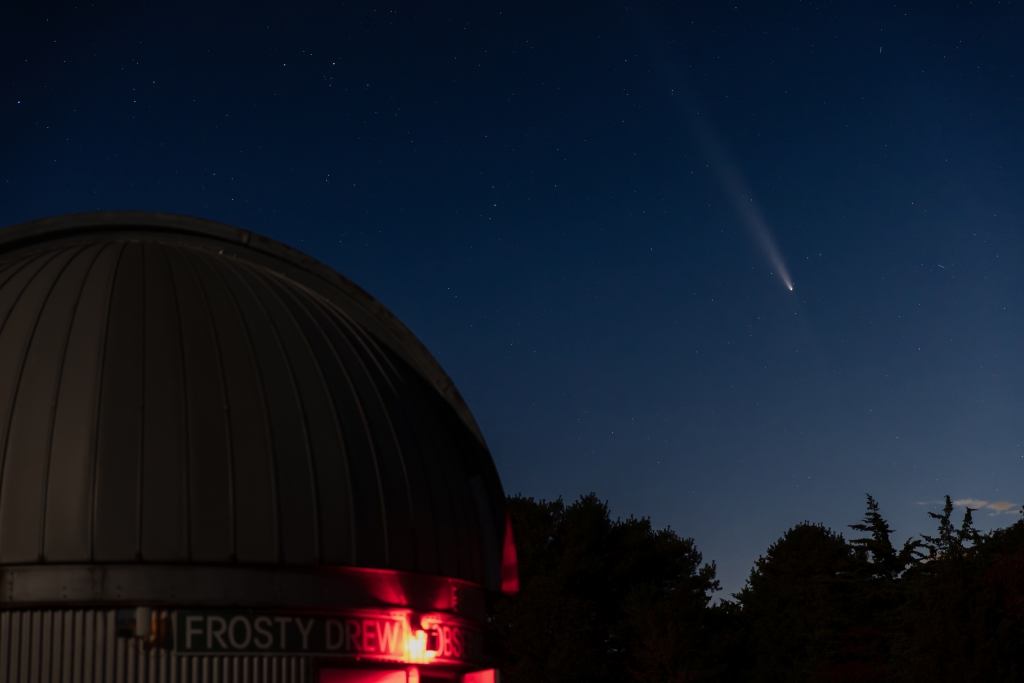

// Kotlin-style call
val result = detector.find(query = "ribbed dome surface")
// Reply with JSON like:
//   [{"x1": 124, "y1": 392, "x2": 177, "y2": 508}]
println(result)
[{"x1": 0, "y1": 213, "x2": 505, "y2": 589}]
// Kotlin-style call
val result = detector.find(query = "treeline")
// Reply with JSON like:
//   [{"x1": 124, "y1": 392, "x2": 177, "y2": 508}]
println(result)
[{"x1": 487, "y1": 494, "x2": 1024, "y2": 682}]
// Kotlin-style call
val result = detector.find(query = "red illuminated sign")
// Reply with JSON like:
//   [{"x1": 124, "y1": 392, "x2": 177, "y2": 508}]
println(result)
[
  {"x1": 173, "y1": 609, "x2": 483, "y2": 665},
  {"x1": 319, "y1": 671, "x2": 408, "y2": 683}
]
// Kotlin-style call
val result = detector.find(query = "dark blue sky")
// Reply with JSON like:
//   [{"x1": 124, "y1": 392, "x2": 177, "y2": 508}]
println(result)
[{"x1": 3, "y1": 0, "x2": 1022, "y2": 593}]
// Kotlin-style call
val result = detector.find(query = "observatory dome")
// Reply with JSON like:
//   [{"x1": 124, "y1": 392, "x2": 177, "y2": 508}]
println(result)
[{"x1": 0, "y1": 212, "x2": 511, "y2": 607}]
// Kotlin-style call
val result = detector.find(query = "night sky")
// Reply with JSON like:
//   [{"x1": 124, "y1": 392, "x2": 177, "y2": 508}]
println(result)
[{"x1": 3, "y1": 1, "x2": 1022, "y2": 594}]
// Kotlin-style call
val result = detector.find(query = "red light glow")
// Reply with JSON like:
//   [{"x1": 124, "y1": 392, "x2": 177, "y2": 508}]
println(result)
[
  {"x1": 501, "y1": 512, "x2": 519, "y2": 594},
  {"x1": 404, "y1": 629, "x2": 438, "y2": 664},
  {"x1": 319, "y1": 670, "x2": 407, "y2": 683}
]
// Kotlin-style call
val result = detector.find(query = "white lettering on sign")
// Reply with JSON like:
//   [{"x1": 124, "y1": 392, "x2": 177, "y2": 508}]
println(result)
[
  {"x1": 274, "y1": 616, "x2": 292, "y2": 649},
  {"x1": 379, "y1": 620, "x2": 402, "y2": 654},
  {"x1": 208, "y1": 616, "x2": 227, "y2": 649},
  {"x1": 362, "y1": 619, "x2": 376, "y2": 652},
  {"x1": 253, "y1": 616, "x2": 273, "y2": 649},
  {"x1": 228, "y1": 616, "x2": 251, "y2": 649},
  {"x1": 174, "y1": 610, "x2": 483, "y2": 663},
  {"x1": 346, "y1": 619, "x2": 360, "y2": 651},
  {"x1": 296, "y1": 618, "x2": 314, "y2": 650},
  {"x1": 185, "y1": 616, "x2": 204, "y2": 649},
  {"x1": 326, "y1": 619, "x2": 344, "y2": 650}
]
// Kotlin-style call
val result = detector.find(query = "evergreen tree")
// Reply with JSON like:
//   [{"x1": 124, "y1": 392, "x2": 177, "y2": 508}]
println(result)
[
  {"x1": 849, "y1": 494, "x2": 896, "y2": 570},
  {"x1": 849, "y1": 494, "x2": 924, "y2": 579},
  {"x1": 920, "y1": 495, "x2": 979, "y2": 559}
]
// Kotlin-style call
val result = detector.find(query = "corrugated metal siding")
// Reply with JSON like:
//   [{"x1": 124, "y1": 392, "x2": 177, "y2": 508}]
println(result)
[
  {"x1": 0, "y1": 234, "x2": 505, "y2": 590},
  {"x1": 0, "y1": 609, "x2": 311, "y2": 682}
]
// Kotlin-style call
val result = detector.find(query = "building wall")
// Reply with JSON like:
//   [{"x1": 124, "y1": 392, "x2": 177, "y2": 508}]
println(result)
[{"x1": 0, "y1": 610, "x2": 312, "y2": 683}]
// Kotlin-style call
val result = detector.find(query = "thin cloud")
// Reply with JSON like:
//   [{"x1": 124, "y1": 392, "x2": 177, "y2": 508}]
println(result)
[
  {"x1": 951, "y1": 499, "x2": 1020, "y2": 516},
  {"x1": 916, "y1": 498, "x2": 1020, "y2": 516},
  {"x1": 984, "y1": 501, "x2": 1019, "y2": 516}
]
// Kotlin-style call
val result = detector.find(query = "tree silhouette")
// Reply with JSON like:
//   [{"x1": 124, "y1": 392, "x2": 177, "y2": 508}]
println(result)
[
  {"x1": 487, "y1": 492, "x2": 1024, "y2": 682},
  {"x1": 488, "y1": 494, "x2": 720, "y2": 683},
  {"x1": 849, "y1": 494, "x2": 924, "y2": 579},
  {"x1": 920, "y1": 495, "x2": 980, "y2": 559},
  {"x1": 892, "y1": 496, "x2": 1024, "y2": 681},
  {"x1": 735, "y1": 523, "x2": 863, "y2": 682}
]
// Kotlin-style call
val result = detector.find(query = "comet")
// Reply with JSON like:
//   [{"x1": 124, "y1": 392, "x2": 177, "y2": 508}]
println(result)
[
  {"x1": 690, "y1": 113, "x2": 794, "y2": 291},
  {"x1": 630, "y1": 14, "x2": 794, "y2": 290}
]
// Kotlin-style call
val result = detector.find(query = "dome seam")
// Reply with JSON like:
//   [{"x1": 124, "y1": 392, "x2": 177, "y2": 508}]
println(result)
[{"x1": 39, "y1": 245, "x2": 106, "y2": 563}]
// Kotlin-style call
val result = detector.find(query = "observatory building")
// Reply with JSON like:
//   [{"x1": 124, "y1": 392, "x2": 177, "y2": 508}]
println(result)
[{"x1": 0, "y1": 213, "x2": 516, "y2": 683}]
